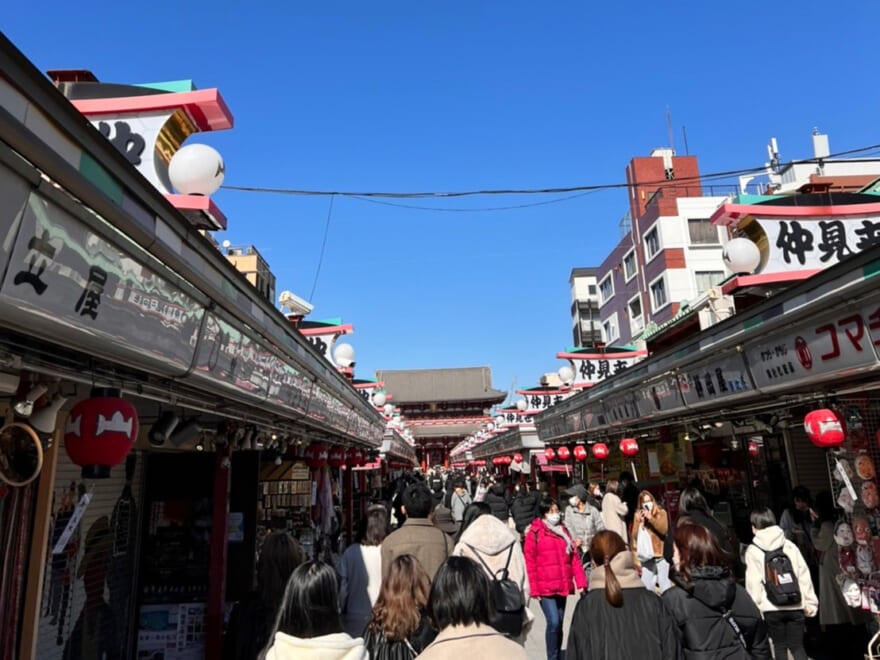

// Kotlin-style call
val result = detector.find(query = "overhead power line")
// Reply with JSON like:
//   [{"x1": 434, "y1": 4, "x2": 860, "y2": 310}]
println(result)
[{"x1": 219, "y1": 142, "x2": 880, "y2": 201}]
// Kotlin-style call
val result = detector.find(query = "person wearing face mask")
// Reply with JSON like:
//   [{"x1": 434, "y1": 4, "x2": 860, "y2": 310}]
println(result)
[
  {"x1": 630, "y1": 490, "x2": 670, "y2": 593},
  {"x1": 524, "y1": 496, "x2": 587, "y2": 660},
  {"x1": 563, "y1": 485, "x2": 605, "y2": 571},
  {"x1": 448, "y1": 479, "x2": 472, "y2": 523}
]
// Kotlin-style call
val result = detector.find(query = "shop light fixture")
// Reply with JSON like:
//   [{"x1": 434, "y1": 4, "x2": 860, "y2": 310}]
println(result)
[
  {"x1": 30, "y1": 393, "x2": 68, "y2": 434},
  {"x1": 149, "y1": 412, "x2": 180, "y2": 446},
  {"x1": 169, "y1": 418, "x2": 201, "y2": 449},
  {"x1": 14, "y1": 384, "x2": 48, "y2": 418}
]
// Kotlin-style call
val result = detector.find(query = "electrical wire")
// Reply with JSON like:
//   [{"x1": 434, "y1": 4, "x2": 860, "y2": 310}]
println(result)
[
  {"x1": 308, "y1": 194, "x2": 335, "y2": 302},
  {"x1": 219, "y1": 143, "x2": 880, "y2": 201},
  {"x1": 349, "y1": 189, "x2": 599, "y2": 212}
]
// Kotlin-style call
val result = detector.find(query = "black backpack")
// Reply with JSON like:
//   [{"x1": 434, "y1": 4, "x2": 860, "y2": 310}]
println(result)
[
  {"x1": 466, "y1": 543, "x2": 524, "y2": 637},
  {"x1": 754, "y1": 542, "x2": 802, "y2": 606}
]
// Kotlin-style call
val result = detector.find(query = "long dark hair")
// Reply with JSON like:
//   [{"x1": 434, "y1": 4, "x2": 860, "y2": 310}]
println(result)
[
  {"x1": 589, "y1": 531, "x2": 628, "y2": 607},
  {"x1": 673, "y1": 521, "x2": 728, "y2": 582},
  {"x1": 679, "y1": 488, "x2": 710, "y2": 516},
  {"x1": 258, "y1": 532, "x2": 305, "y2": 611},
  {"x1": 367, "y1": 554, "x2": 431, "y2": 641},
  {"x1": 274, "y1": 561, "x2": 342, "y2": 639},
  {"x1": 362, "y1": 507, "x2": 390, "y2": 546},
  {"x1": 428, "y1": 557, "x2": 491, "y2": 629},
  {"x1": 454, "y1": 502, "x2": 490, "y2": 544}
]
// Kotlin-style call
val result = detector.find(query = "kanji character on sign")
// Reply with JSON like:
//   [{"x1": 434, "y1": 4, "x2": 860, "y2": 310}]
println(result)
[
  {"x1": 856, "y1": 219, "x2": 880, "y2": 251},
  {"x1": 817, "y1": 220, "x2": 852, "y2": 263},
  {"x1": 776, "y1": 220, "x2": 814, "y2": 265},
  {"x1": 75, "y1": 266, "x2": 108, "y2": 320},
  {"x1": 13, "y1": 230, "x2": 57, "y2": 295}
]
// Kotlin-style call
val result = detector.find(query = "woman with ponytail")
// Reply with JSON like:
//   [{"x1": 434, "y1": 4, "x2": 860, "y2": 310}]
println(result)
[{"x1": 567, "y1": 531, "x2": 680, "y2": 660}]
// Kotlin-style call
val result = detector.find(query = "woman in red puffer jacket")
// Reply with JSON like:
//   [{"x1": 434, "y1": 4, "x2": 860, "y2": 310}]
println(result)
[{"x1": 524, "y1": 496, "x2": 587, "y2": 660}]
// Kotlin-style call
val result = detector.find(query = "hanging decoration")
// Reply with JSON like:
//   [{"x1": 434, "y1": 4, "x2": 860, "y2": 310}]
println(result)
[
  {"x1": 620, "y1": 438, "x2": 640, "y2": 457},
  {"x1": 748, "y1": 440, "x2": 760, "y2": 459},
  {"x1": 328, "y1": 446, "x2": 346, "y2": 468},
  {"x1": 64, "y1": 389, "x2": 139, "y2": 479},
  {"x1": 557, "y1": 446, "x2": 571, "y2": 461},
  {"x1": 513, "y1": 453, "x2": 523, "y2": 463},
  {"x1": 572, "y1": 445, "x2": 587, "y2": 461},
  {"x1": 591, "y1": 443, "x2": 609, "y2": 461},
  {"x1": 307, "y1": 442, "x2": 329, "y2": 469},
  {"x1": 804, "y1": 408, "x2": 846, "y2": 448},
  {"x1": 503, "y1": 455, "x2": 513, "y2": 465},
  {"x1": 544, "y1": 446, "x2": 556, "y2": 462}
]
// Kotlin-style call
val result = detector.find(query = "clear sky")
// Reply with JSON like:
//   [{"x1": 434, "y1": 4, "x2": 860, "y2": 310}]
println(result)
[{"x1": 4, "y1": 2, "x2": 878, "y2": 398}]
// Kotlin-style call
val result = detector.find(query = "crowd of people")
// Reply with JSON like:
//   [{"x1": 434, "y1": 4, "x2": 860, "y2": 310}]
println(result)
[{"x1": 224, "y1": 469, "x2": 873, "y2": 660}]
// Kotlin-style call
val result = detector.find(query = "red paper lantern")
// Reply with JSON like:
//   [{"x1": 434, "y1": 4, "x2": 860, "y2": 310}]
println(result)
[
  {"x1": 620, "y1": 438, "x2": 639, "y2": 457},
  {"x1": 64, "y1": 390, "x2": 139, "y2": 479},
  {"x1": 591, "y1": 443, "x2": 609, "y2": 461},
  {"x1": 328, "y1": 446, "x2": 345, "y2": 468},
  {"x1": 307, "y1": 442, "x2": 328, "y2": 469},
  {"x1": 804, "y1": 408, "x2": 846, "y2": 448},
  {"x1": 748, "y1": 440, "x2": 760, "y2": 459},
  {"x1": 557, "y1": 446, "x2": 571, "y2": 461},
  {"x1": 513, "y1": 453, "x2": 523, "y2": 463},
  {"x1": 544, "y1": 447, "x2": 556, "y2": 461},
  {"x1": 492, "y1": 456, "x2": 501, "y2": 466},
  {"x1": 345, "y1": 447, "x2": 358, "y2": 467},
  {"x1": 572, "y1": 445, "x2": 587, "y2": 461},
  {"x1": 503, "y1": 456, "x2": 513, "y2": 465}
]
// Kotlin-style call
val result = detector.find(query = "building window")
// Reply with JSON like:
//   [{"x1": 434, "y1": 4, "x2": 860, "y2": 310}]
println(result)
[
  {"x1": 628, "y1": 295, "x2": 642, "y2": 320},
  {"x1": 650, "y1": 277, "x2": 668, "y2": 311},
  {"x1": 623, "y1": 250, "x2": 637, "y2": 281},
  {"x1": 695, "y1": 270, "x2": 725, "y2": 293},
  {"x1": 688, "y1": 218, "x2": 719, "y2": 245},
  {"x1": 644, "y1": 227, "x2": 660, "y2": 259},
  {"x1": 588, "y1": 284, "x2": 597, "y2": 295},
  {"x1": 599, "y1": 275, "x2": 614, "y2": 304},
  {"x1": 603, "y1": 316, "x2": 618, "y2": 343}
]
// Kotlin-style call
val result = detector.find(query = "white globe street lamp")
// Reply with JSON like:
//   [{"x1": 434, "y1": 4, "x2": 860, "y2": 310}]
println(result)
[
  {"x1": 168, "y1": 144, "x2": 225, "y2": 196},
  {"x1": 372, "y1": 391, "x2": 387, "y2": 407},
  {"x1": 516, "y1": 399, "x2": 528, "y2": 412},
  {"x1": 558, "y1": 365, "x2": 575, "y2": 385},
  {"x1": 723, "y1": 237, "x2": 761, "y2": 275},
  {"x1": 333, "y1": 342, "x2": 356, "y2": 368},
  {"x1": 383, "y1": 403, "x2": 395, "y2": 416}
]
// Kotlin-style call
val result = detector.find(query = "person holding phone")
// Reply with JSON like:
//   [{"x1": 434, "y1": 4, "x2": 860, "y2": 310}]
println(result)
[{"x1": 630, "y1": 491, "x2": 670, "y2": 593}]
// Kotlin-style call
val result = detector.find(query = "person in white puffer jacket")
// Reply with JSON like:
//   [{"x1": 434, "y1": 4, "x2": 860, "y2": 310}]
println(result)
[{"x1": 745, "y1": 507, "x2": 817, "y2": 660}]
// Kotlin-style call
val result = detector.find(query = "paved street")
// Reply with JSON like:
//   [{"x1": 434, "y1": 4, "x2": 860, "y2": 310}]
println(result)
[{"x1": 524, "y1": 595, "x2": 578, "y2": 660}]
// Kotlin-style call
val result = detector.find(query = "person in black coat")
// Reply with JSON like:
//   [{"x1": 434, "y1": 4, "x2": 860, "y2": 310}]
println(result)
[
  {"x1": 484, "y1": 481, "x2": 511, "y2": 522},
  {"x1": 663, "y1": 521, "x2": 770, "y2": 660},
  {"x1": 510, "y1": 483, "x2": 541, "y2": 534},
  {"x1": 619, "y1": 471, "x2": 639, "y2": 529},
  {"x1": 663, "y1": 488, "x2": 736, "y2": 566},
  {"x1": 568, "y1": 531, "x2": 680, "y2": 660}
]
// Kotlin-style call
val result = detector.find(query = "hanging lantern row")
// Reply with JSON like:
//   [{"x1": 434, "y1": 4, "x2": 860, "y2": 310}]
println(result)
[
  {"x1": 492, "y1": 456, "x2": 513, "y2": 466},
  {"x1": 305, "y1": 443, "x2": 368, "y2": 469},
  {"x1": 543, "y1": 438, "x2": 639, "y2": 463}
]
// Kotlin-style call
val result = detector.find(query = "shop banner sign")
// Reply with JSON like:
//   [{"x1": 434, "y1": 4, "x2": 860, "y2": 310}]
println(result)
[
  {"x1": 0, "y1": 192, "x2": 203, "y2": 376},
  {"x1": 521, "y1": 391, "x2": 574, "y2": 413},
  {"x1": 497, "y1": 411, "x2": 536, "y2": 427},
  {"x1": 569, "y1": 355, "x2": 641, "y2": 388},
  {"x1": 677, "y1": 350, "x2": 755, "y2": 409},
  {"x1": 191, "y1": 313, "x2": 271, "y2": 400},
  {"x1": 757, "y1": 215, "x2": 880, "y2": 273},
  {"x1": 266, "y1": 357, "x2": 313, "y2": 415},
  {"x1": 636, "y1": 373, "x2": 687, "y2": 416},
  {"x1": 598, "y1": 391, "x2": 640, "y2": 426},
  {"x1": 744, "y1": 295, "x2": 880, "y2": 394}
]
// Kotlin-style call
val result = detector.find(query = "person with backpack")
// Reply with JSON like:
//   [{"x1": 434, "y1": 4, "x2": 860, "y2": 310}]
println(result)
[
  {"x1": 524, "y1": 496, "x2": 587, "y2": 660},
  {"x1": 745, "y1": 507, "x2": 817, "y2": 660},
  {"x1": 664, "y1": 521, "x2": 770, "y2": 659},
  {"x1": 452, "y1": 502, "x2": 531, "y2": 641}
]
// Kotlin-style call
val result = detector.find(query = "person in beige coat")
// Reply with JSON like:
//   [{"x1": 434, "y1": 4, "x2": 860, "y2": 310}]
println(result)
[
  {"x1": 745, "y1": 508, "x2": 817, "y2": 660},
  {"x1": 418, "y1": 556, "x2": 527, "y2": 660},
  {"x1": 630, "y1": 490, "x2": 670, "y2": 592},
  {"x1": 600, "y1": 480, "x2": 629, "y2": 543}
]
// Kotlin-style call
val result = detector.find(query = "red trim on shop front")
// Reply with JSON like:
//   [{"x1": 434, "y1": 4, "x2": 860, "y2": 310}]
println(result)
[{"x1": 70, "y1": 89, "x2": 234, "y2": 131}]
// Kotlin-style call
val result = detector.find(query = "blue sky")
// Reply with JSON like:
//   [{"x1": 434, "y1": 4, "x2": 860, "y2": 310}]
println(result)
[{"x1": 4, "y1": 2, "x2": 878, "y2": 397}]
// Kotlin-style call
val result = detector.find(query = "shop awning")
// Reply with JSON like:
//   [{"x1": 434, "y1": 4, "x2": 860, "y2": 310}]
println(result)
[
  {"x1": 380, "y1": 430, "x2": 418, "y2": 467},
  {"x1": 0, "y1": 35, "x2": 385, "y2": 448},
  {"x1": 536, "y1": 244, "x2": 880, "y2": 443},
  {"x1": 471, "y1": 426, "x2": 544, "y2": 460}
]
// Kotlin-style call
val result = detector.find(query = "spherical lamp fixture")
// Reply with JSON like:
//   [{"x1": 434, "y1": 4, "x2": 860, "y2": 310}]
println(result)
[
  {"x1": 516, "y1": 399, "x2": 528, "y2": 412},
  {"x1": 722, "y1": 237, "x2": 761, "y2": 275},
  {"x1": 558, "y1": 365, "x2": 575, "y2": 385},
  {"x1": 333, "y1": 342, "x2": 356, "y2": 368},
  {"x1": 372, "y1": 391, "x2": 387, "y2": 408},
  {"x1": 168, "y1": 144, "x2": 225, "y2": 196}
]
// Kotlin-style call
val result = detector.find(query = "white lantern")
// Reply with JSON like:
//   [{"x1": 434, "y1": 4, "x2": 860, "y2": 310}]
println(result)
[
  {"x1": 558, "y1": 365, "x2": 575, "y2": 385},
  {"x1": 516, "y1": 399, "x2": 528, "y2": 412},
  {"x1": 383, "y1": 403, "x2": 395, "y2": 416},
  {"x1": 372, "y1": 391, "x2": 387, "y2": 407},
  {"x1": 495, "y1": 415, "x2": 505, "y2": 427},
  {"x1": 333, "y1": 342, "x2": 355, "y2": 368},
  {"x1": 722, "y1": 237, "x2": 761, "y2": 275},
  {"x1": 168, "y1": 144, "x2": 225, "y2": 196}
]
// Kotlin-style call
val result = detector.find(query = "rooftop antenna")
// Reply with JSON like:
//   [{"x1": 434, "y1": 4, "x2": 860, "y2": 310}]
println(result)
[{"x1": 666, "y1": 106, "x2": 675, "y2": 154}]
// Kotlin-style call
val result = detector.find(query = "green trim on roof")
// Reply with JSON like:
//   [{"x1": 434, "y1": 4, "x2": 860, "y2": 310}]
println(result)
[
  {"x1": 135, "y1": 80, "x2": 197, "y2": 93},
  {"x1": 78, "y1": 152, "x2": 122, "y2": 205},
  {"x1": 316, "y1": 317, "x2": 343, "y2": 326}
]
